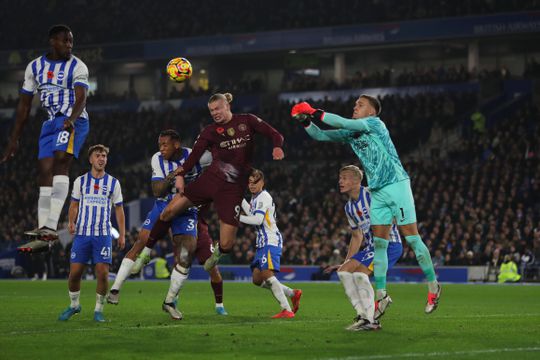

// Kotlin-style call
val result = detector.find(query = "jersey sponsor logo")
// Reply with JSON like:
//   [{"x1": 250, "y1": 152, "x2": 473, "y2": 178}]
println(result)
[
  {"x1": 84, "y1": 194, "x2": 108, "y2": 206},
  {"x1": 227, "y1": 128, "x2": 235, "y2": 136},
  {"x1": 57, "y1": 71, "x2": 65, "y2": 81},
  {"x1": 37, "y1": 83, "x2": 62, "y2": 92},
  {"x1": 219, "y1": 135, "x2": 251, "y2": 150},
  {"x1": 238, "y1": 124, "x2": 247, "y2": 132}
]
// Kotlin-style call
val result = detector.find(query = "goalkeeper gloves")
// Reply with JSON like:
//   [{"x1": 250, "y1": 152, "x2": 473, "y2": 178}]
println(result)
[{"x1": 291, "y1": 102, "x2": 325, "y2": 127}]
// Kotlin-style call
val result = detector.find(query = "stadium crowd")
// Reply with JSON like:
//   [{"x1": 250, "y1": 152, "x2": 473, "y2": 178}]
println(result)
[
  {"x1": 1, "y1": 0, "x2": 537, "y2": 51},
  {"x1": 0, "y1": 93, "x2": 538, "y2": 281},
  {"x1": 283, "y1": 64, "x2": 517, "y2": 92}
]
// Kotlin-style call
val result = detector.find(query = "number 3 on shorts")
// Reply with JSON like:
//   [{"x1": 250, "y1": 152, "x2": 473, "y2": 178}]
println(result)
[{"x1": 56, "y1": 131, "x2": 70, "y2": 145}]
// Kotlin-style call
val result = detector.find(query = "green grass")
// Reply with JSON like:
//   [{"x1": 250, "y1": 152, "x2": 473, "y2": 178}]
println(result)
[{"x1": 1, "y1": 280, "x2": 539, "y2": 359}]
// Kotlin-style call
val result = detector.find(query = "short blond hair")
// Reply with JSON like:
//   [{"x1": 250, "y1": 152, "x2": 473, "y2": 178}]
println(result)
[
  {"x1": 208, "y1": 92, "x2": 233, "y2": 104},
  {"x1": 339, "y1": 165, "x2": 363, "y2": 182},
  {"x1": 88, "y1": 144, "x2": 110, "y2": 158}
]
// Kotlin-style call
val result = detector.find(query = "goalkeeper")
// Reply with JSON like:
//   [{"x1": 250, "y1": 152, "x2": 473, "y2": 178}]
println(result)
[{"x1": 291, "y1": 95, "x2": 441, "y2": 315}]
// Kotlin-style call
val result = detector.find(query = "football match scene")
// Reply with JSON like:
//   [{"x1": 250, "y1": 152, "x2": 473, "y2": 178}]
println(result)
[{"x1": 1, "y1": 1, "x2": 540, "y2": 359}]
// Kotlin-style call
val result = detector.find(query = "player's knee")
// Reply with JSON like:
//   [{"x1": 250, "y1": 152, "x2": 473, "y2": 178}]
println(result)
[
  {"x1": 95, "y1": 268, "x2": 108, "y2": 282},
  {"x1": 219, "y1": 242, "x2": 233, "y2": 253}
]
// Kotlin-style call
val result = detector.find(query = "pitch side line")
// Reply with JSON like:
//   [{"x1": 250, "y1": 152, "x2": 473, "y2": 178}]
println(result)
[{"x1": 322, "y1": 347, "x2": 540, "y2": 360}]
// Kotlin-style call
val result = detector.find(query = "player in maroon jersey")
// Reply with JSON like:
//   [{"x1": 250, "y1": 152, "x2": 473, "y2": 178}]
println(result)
[{"x1": 147, "y1": 92, "x2": 284, "y2": 278}]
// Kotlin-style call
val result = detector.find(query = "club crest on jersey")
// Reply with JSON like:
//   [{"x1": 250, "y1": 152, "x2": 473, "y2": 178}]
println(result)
[
  {"x1": 238, "y1": 124, "x2": 247, "y2": 132},
  {"x1": 47, "y1": 71, "x2": 54, "y2": 80},
  {"x1": 227, "y1": 128, "x2": 235, "y2": 136},
  {"x1": 57, "y1": 71, "x2": 65, "y2": 81}
]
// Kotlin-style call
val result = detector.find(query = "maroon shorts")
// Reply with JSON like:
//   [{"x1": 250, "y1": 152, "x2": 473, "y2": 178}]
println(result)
[
  {"x1": 195, "y1": 220, "x2": 213, "y2": 264},
  {"x1": 184, "y1": 171, "x2": 244, "y2": 226}
]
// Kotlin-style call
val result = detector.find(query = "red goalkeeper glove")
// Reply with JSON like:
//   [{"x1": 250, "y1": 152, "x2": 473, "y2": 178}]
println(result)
[{"x1": 291, "y1": 102, "x2": 325, "y2": 127}]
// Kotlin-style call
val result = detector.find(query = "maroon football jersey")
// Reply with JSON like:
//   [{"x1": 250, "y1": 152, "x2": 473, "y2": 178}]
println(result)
[{"x1": 180, "y1": 113, "x2": 284, "y2": 184}]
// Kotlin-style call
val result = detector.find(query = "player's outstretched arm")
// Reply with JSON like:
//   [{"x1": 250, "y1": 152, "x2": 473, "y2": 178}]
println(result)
[
  {"x1": 322, "y1": 113, "x2": 372, "y2": 132},
  {"x1": 240, "y1": 212, "x2": 265, "y2": 226},
  {"x1": 304, "y1": 122, "x2": 352, "y2": 143},
  {"x1": 1, "y1": 93, "x2": 33, "y2": 163},
  {"x1": 247, "y1": 115, "x2": 285, "y2": 160}
]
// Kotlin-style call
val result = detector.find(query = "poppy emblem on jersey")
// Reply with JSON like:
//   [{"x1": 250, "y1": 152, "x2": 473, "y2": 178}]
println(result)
[
  {"x1": 227, "y1": 128, "x2": 235, "y2": 136},
  {"x1": 216, "y1": 127, "x2": 225, "y2": 135},
  {"x1": 94, "y1": 184, "x2": 100, "y2": 191},
  {"x1": 47, "y1": 71, "x2": 54, "y2": 80},
  {"x1": 238, "y1": 124, "x2": 247, "y2": 132},
  {"x1": 57, "y1": 71, "x2": 65, "y2": 81}
]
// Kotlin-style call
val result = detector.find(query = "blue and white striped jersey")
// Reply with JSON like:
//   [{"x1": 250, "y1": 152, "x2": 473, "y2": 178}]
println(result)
[
  {"x1": 245, "y1": 190, "x2": 283, "y2": 249},
  {"x1": 344, "y1": 186, "x2": 401, "y2": 248},
  {"x1": 21, "y1": 54, "x2": 89, "y2": 120},
  {"x1": 71, "y1": 172, "x2": 123, "y2": 237},
  {"x1": 150, "y1": 148, "x2": 212, "y2": 202}
]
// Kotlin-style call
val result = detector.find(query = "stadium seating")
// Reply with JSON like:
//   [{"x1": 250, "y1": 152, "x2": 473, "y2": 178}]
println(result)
[{"x1": 0, "y1": 0, "x2": 538, "y2": 50}]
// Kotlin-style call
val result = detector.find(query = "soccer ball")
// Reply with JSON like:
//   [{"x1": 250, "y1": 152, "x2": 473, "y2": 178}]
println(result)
[{"x1": 166, "y1": 57, "x2": 193, "y2": 82}]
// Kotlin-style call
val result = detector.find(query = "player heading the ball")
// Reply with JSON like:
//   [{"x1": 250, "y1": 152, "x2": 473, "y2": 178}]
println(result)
[{"x1": 146, "y1": 92, "x2": 285, "y2": 274}]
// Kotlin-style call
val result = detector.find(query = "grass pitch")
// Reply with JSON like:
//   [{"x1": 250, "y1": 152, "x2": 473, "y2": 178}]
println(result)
[{"x1": 1, "y1": 280, "x2": 539, "y2": 359}]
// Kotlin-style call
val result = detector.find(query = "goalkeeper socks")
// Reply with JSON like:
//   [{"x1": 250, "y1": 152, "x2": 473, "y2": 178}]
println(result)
[
  {"x1": 337, "y1": 272, "x2": 363, "y2": 317},
  {"x1": 95, "y1": 294, "x2": 105, "y2": 312},
  {"x1": 165, "y1": 267, "x2": 189, "y2": 303},
  {"x1": 428, "y1": 281, "x2": 439, "y2": 294},
  {"x1": 38, "y1": 186, "x2": 52, "y2": 228},
  {"x1": 111, "y1": 258, "x2": 135, "y2": 291},
  {"x1": 353, "y1": 272, "x2": 375, "y2": 323},
  {"x1": 281, "y1": 284, "x2": 294, "y2": 297},
  {"x1": 266, "y1": 276, "x2": 292, "y2": 312},
  {"x1": 45, "y1": 175, "x2": 69, "y2": 230},
  {"x1": 69, "y1": 290, "x2": 80, "y2": 308},
  {"x1": 373, "y1": 236, "x2": 389, "y2": 296},
  {"x1": 405, "y1": 235, "x2": 437, "y2": 282}
]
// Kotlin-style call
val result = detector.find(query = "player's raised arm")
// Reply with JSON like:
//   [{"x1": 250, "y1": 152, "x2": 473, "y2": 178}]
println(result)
[
  {"x1": 291, "y1": 101, "x2": 371, "y2": 132},
  {"x1": 247, "y1": 114, "x2": 285, "y2": 160},
  {"x1": 306, "y1": 123, "x2": 352, "y2": 143}
]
